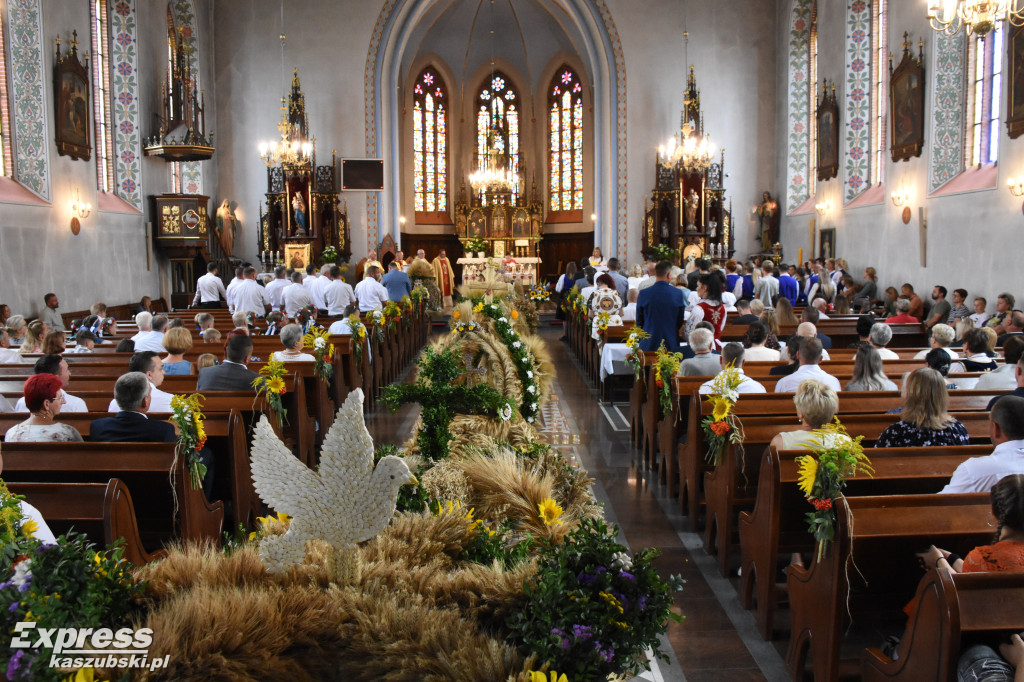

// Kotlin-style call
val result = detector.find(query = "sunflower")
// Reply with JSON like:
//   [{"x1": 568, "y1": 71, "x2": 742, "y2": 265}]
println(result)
[
  {"x1": 796, "y1": 455, "x2": 818, "y2": 497},
  {"x1": 267, "y1": 376, "x2": 286, "y2": 394},
  {"x1": 711, "y1": 397, "x2": 731, "y2": 421},
  {"x1": 537, "y1": 498, "x2": 564, "y2": 526}
]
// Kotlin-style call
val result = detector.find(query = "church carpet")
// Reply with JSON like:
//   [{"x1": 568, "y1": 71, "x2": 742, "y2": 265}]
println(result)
[{"x1": 368, "y1": 323, "x2": 790, "y2": 681}]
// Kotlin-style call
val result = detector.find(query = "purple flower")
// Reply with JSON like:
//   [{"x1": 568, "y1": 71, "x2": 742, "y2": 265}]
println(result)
[
  {"x1": 8, "y1": 601, "x2": 18, "y2": 613},
  {"x1": 550, "y1": 627, "x2": 570, "y2": 650},
  {"x1": 594, "y1": 641, "x2": 614, "y2": 662},
  {"x1": 638, "y1": 596, "x2": 648, "y2": 611},
  {"x1": 578, "y1": 571, "x2": 597, "y2": 585},
  {"x1": 18, "y1": 583, "x2": 30, "y2": 593},
  {"x1": 594, "y1": 566, "x2": 606, "y2": 574},
  {"x1": 6, "y1": 649, "x2": 24, "y2": 679},
  {"x1": 618, "y1": 570, "x2": 635, "y2": 581},
  {"x1": 572, "y1": 624, "x2": 593, "y2": 640}
]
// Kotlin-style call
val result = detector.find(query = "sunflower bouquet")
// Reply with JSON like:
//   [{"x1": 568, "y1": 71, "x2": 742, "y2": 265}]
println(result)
[
  {"x1": 450, "y1": 310, "x2": 479, "y2": 334},
  {"x1": 653, "y1": 343, "x2": 682, "y2": 415},
  {"x1": 528, "y1": 285, "x2": 551, "y2": 303},
  {"x1": 382, "y1": 300, "x2": 403, "y2": 331},
  {"x1": 595, "y1": 311, "x2": 611, "y2": 337},
  {"x1": 410, "y1": 283, "x2": 429, "y2": 310},
  {"x1": 302, "y1": 325, "x2": 334, "y2": 381},
  {"x1": 401, "y1": 295, "x2": 415, "y2": 327},
  {"x1": 794, "y1": 418, "x2": 873, "y2": 562},
  {"x1": 699, "y1": 364, "x2": 746, "y2": 466},
  {"x1": 252, "y1": 357, "x2": 288, "y2": 427},
  {"x1": 347, "y1": 313, "x2": 368, "y2": 365},
  {"x1": 170, "y1": 393, "x2": 208, "y2": 489},
  {"x1": 624, "y1": 328, "x2": 651, "y2": 379}
]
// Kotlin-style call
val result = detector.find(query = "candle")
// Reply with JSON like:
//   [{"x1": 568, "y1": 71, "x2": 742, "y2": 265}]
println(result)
[{"x1": 798, "y1": 247, "x2": 803, "y2": 265}]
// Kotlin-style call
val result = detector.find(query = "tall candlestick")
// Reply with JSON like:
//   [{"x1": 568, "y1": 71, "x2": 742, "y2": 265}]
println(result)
[{"x1": 798, "y1": 247, "x2": 803, "y2": 265}]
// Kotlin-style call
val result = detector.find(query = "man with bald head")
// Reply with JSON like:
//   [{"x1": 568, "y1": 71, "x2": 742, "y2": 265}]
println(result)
[{"x1": 795, "y1": 322, "x2": 831, "y2": 361}]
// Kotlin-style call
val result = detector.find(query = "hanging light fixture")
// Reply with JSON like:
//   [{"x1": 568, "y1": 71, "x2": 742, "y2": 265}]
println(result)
[
  {"x1": 657, "y1": 29, "x2": 715, "y2": 173},
  {"x1": 469, "y1": 0, "x2": 518, "y2": 195},
  {"x1": 927, "y1": 0, "x2": 1024, "y2": 35}
]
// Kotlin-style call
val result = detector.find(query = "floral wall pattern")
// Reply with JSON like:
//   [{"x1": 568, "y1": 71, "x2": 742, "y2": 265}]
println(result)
[
  {"x1": 786, "y1": 0, "x2": 814, "y2": 211},
  {"x1": 843, "y1": 0, "x2": 871, "y2": 203},
  {"x1": 6, "y1": 0, "x2": 48, "y2": 200},
  {"x1": 110, "y1": 0, "x2": 142, "y2": 209},
  {"x1": 929, "y1": 30, "x2": 965, "y2": 192},
  {"x1": 171, "y1": 0, "x2": 202, "y2": 194}
]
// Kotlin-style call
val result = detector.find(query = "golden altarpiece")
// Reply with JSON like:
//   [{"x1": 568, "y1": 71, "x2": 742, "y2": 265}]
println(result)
[
  {"x1": 643, "y1": 67, "x2": 733, "y2": 266},
  {"x1": 454, "y1": 178, "x2": 544, "y2": 258},
  {"x1": 257, "y1": 71, "x2": 349, "y2": 270}
]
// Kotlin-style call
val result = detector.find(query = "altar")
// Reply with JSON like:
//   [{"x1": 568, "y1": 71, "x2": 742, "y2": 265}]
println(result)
[{"x1": 456, "y1": 256, "x2": 542, "y2": 287}]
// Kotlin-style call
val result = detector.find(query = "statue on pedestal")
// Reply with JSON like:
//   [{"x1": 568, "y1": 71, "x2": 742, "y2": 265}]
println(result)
[{"x1": 683, "y1": 188, "x2": 699, "y2": 230}]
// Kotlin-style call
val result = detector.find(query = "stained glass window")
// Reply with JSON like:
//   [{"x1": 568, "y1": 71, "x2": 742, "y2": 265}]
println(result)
[
  {"x1": 870, "y1": 0, "x2": 886, "y2": 185},
  {"x1": 548, "y1": 67, "x2": 583, "y2": 212},
  {"x1": 413, "y1": 67, "x2": 448, "y2": 212},
  {"x1": 90, "y1": 0, "x2": 114, "y2": 192},
  {"x1": 0, "y1": 13, "x2": 12, "y2": 177},
  {"x1": 967, "y1": 22, "x2": 1003, "y2": 165},
  {"x1": 476, "y1": 71, "x2": 520, "y2": 204},
  {"x1": 808, "y1": 1, "x2": 818, "y2": 199}
]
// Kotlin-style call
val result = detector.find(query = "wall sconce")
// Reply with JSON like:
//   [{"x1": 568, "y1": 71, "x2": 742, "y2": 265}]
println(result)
[
  {"x1": 399, "y1": 215, "x2": 406, "y2": 226},
  {"x1": 890, "y1": 188, "x2": 911, "y2": 207},
  {"x1": 590, "y1": 213, "x2": 597, "y2": 222},
  {"x1": 814, "y1": 201, "x2": 830, "y2": 216},
  {"x1": 69, "y1": 188, "x2": 91, "y2": 235},
  {"x1": 1007, "y1": 176, "x2": 1024, "y2": 197}
]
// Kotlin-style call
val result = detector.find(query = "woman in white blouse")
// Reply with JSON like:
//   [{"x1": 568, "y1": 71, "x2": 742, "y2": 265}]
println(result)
[
  {"x1": 271, "y1": 324, "x2": 315, "y2": 362},
  {"x1": 5, "y1": 374, "x2": 83, "y2": 442}
]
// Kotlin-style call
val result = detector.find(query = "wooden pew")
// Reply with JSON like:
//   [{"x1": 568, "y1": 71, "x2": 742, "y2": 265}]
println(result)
[
  {"x1": 0, "y1": 442, "x2": 225, "y2": 548},
  {"x1": 861, "y1": 569, "x2": 1024, "y2": 682},
  {"x1": 629, "y1": 351, "x2": 658, "y2": 449},
  {"x1": 786, "y1": 493, "x2": 994, "y2": 682},
  {"x1": 9, "y1": 479, "x2": 162, "y2": 566},
  {"x1": 738, "y1": 444, "x2": 991, "y2": 640}
]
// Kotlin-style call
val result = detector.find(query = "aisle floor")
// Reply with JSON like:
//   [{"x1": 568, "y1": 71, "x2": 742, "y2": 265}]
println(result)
[{"x1": 368, "y1": 324, "x2": 789, "y2": 681}]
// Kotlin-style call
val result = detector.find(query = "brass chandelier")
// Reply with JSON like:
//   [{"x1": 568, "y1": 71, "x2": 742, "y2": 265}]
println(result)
[{"x1": 927, "y1": 0, "x2": 1024, "y2": 35}]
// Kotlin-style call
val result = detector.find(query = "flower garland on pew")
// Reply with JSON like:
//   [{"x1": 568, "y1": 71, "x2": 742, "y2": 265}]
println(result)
[
  {"x1": 364, "y1": 310, "x2": 386, "y2": 343},
  {"x1": 302, "y1": 325, "x2": 334, "y2": 381},
  {"x1": 382, "y1": 300, "x2": 403, "y2": 332},
  {"x1": 624, "y1": 328, "x2": 650, "y2": 380},
  {"x1": 347, "y1": 313, "x2": 368, "y2": 365},
  {"x1": 252, "y1": 358, "x2": 288, "y2": 428},
  {"x1": 410, "y1": 282, "x2": 429, "y2": 310},
  {"x1": 699, "y1": 364, "x2": 746, "y2": 466},
  {"x1": 471, "y1": 299, "x2": 541, "y2": 424},
  {"x1": 795, "y1": 418, "x2": 873, "y2": 562},
  {"x1": 562, "y1": 285, "x2": 583, "y2": 319},
  {"x1": 653, "y1": 343, "x2": 682, "y2": 415},
  {"x1": 170, "y1": 393, "x2": 209, "y2": 489},
  {"x1": 595, "y1": 312, "x2": 611, "y2": 338},
  {"x1": 401, "y1": 295, "x2": 415, "y2": 329}
]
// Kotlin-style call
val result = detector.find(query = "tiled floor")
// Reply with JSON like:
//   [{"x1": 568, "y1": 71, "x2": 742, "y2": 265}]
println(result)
[{"x1": 368, "y1": 324, "x2": 790, "y2": 681}]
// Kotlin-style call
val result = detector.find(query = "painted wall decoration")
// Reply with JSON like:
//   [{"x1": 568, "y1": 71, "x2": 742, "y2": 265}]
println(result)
[
  {"x1": 110, "y1": 0, "x2": 142, "y2": 209},
  {"x1": 929, "y1": 30, "x2": 966, "y2": 192},
  {"x1": 6, "y1": 0, "x2": 49, "y2": 200},
  {"x1": 786, "y1": 0, "x2": 814, "y2": 211},
  {"x1": 843, "y1": 0, "x2": 871, "y2": 203}
]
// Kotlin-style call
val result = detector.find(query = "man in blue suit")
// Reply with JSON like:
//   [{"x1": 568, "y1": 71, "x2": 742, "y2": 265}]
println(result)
[
  {"x1": 636, "y1": 261, "x2": 685, "y2": 352},
  {"x1": 381, "y1": 261, "x2": 412, "y2": 302},
  {"x1": 89, "y1": 372, "x2": 176, "y2": 443}
]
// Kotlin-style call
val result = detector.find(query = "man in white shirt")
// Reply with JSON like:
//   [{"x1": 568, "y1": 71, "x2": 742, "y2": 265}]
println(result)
[
  {"x1": 264, "y1": 266, "x2": 290, "y2": 312},
  {"x1": 191, "y1": 263, "x2": 228, "y2": 308},
  {"x1": 775, "y1": 337, "x2": 842, "y2": 393},
  {"x1": 975, "y1": 337, "x2": 1024, "y2": 390},
  {"x1": 325, "y1": 265, "x2": 356, "y2": 316},
  {"x1": 355, "y1": 265, "x2": 391, "y2": 312},
  {"x1": 310, "y1": 264, "x2": 332, "y2": 312},
  {"x1": 225, "y1": 266, "x2": 246, "y2": 313},
  {"x1": 303, "y1": 264, "x2": 320, "y2": 292},
  {"x1": 39, "y1": 293, "x2": 65, "y2": 331},
  {"x1": 14, "y1": 355, "x2": 88, "y2": 412},
  {"x1": 0, "y1": 329, "x2": 20, "y2": 363},
  {"x1": 941, "y1": 397, "x2": 1024, "y2": 493},
  {"x1": 232, "y1": 266, "x2": 271, "y2": 317},
  {"x1": 795, "y1": 322, "x2": 831, "y2": 361},
  {"x1": 969, "y1": 296, "x2": 990, "y2": 328},
  {"x1": 284, "y1": 271, "x2": 314, "y2": 318},
  {"x1": 637, "y1": 262, "x2": 658, "y2": 291},
  {"x1": 755, "y1": 260, "x2": 780, "y2": 310},
  {"x1": 107, "y1": 351, "x2": 174, "y2": 413},
  {"x1": 869, "y1": 323, "x2": 900, "y2": 360},
  {"x1": 620, "y1": 289, "x2": 638, "y2": 322},
  {"x1": 131, "y1": 313, "x2": 168, "y2": 353},
  {"x1": 699, "y1": 343, "x2": 766, "y2": 395}
]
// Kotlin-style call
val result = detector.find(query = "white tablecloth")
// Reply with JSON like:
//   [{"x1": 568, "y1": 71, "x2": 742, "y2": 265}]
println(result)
[{"x1": 600, "y1": 343, "x2": 632, "y2": 381}]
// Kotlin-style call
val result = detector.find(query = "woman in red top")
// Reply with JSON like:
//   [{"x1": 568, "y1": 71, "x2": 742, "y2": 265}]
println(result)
[{"x1": 684, "y1": 272, "x2": 726, "y2": 350}]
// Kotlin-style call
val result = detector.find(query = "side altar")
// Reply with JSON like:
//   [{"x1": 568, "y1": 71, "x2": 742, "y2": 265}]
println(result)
[{"x1": 456, "y1": 256, "x2": 542, "y2": 287}]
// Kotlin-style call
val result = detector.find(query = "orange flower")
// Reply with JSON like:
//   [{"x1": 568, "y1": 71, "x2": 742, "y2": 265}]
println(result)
[
  {"x1": 710, "y1": 420, "x2": 731, "y2": 436},
  {"x1": 511, "y1": 310, "x2": 519, "y2": 320},
  {"x1": 655, "y1": 379, "x2": 665, "y2": 389}
]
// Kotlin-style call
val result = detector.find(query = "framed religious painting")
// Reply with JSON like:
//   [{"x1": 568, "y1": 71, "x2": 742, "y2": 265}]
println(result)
[
  {"x1": 489, "y1": 205, "x2": 507, "y2": 238},
  {"x1": 53, "y1": 34, "x2": 91, "y2": 161},
  {"x1": 1008, "y1": 24, "x2": 1024, "y2": 138},
  {"x1": 815, "y1": 81, "x2": 839, "y2": 182},
  {"x1": 818, "y1": 227, "x2": 836, "y2": 261},
  {"x1": 512, "y1": 208, "x2": 530, "y2": 238},
  {"x1": 889, "y1": 36, "x2": 925, "y2": 160},
  {"x1": 285, "y1": 243, "x2": 311, "y2": 271},
  {"x1": 468, "y1": 208, "x2": 485, "y2": 238}
]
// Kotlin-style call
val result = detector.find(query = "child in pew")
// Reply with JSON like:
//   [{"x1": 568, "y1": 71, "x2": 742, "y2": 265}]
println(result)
[
  {"x1": 195, "y1": 353, "x2": 218, "y2": 371},
  {"x1": 874, "y1": 368, "x2": 970, "y2": 448},
  {"x1": 0, "y1": 441, "x2": 57, "y2": 543}
]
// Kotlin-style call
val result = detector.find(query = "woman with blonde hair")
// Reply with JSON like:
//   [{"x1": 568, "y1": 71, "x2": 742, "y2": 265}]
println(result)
[
  {"x1": 18, "y1": 320, "x2": 45, "y2": 354},
  {"x1": 195, "y1": 353, "x2": 218, "y2": 371},
  {"x1": 834, "y1": 294, "x2": 851, "y2": 314},
  {"x1": 775, "y1": 297, "x2": 799, "y2": 326},
  {"x1": 40, "y1": 330, "x2": 66, "y2": 355},
  {"x1": 846, "y1": 344, "x2": 897, "y2": 391},
  {"x1": 875, "y1": 368, "x2": 969, "y2": 447},
  {"x1": 883, "y1": 286, "x2": 900, "y2": 318},
  {"x1": 756, "y1": 310, "x2": 782, "y2": 350},
  {"x1": 5, "y1": 315, "x2": 27, "y2": 347},
  {"x1": 954, "y1": 317, "x2": 975, "y2": 345},
  {"x1": 769, "y1": 380, "x2": 849, "y2": 451},
  {"x1": 161, "y1": 327, "x2": 194, "y2": 375}
]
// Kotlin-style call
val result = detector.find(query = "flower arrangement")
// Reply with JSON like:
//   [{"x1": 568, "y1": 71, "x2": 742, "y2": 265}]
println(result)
[
  {"x1": 466, "y1": 236, "x2": 489, "y2": 254},
  {"x1": 528, "y1": 285, "x2": 551, "y2": 303},
  {"x1": 699, "y1": 364, "x2": 746, "y2": 466},
  {"x1": 383, "y1": 300, "x2": 403, "y2": 331},
  {"x1": 561, "y1": 285, "x2": 583, "y2": 319},
  {"x1": 347, "y1": 314, "x2": 367, "y2": 366},
  {"x1": 302, "y1": 325, "x2": 334, "y2": 381},
  {"x1": 365, "y1": 310, "x2": 385, "y2": 343},
  {"x1": 401, "y1": 295, "x2": 415, "y2": 327},
  {"x1": 252, "y1": 357, "x2": 288, "y2": 427},
  {"x1": 595, "y1": 312, "x2": 611, "y2": 337},
  {"x1": 795, "y1": 418, "x2": 873, "y2": 562},
  {"x1": 653, "y1": 343, "x2": 682, "y2": 415},
  {"x1": 505, "y1": 518, "x2": 683, "y2": 679},
  {"x1": 170, "y1": 393, "x2": 209, "y2": 489},
  {"x1": 474, "y1": 300, "x2": 542, "y2": 423},
  {"x1": 450, "y1": 310, "x2": 479, "y2": 334},
  {"x1": 649, "y1": 243, "x2": 679, "y2": 263},
  {"x1": 320, "y1": 245, "x2": 338, "y2": 264},
  {"x1": 410, "y1": 283, "x2": 429, "y2": 309},
  {"x1": 0, "y1": 489, "x2": 143, "y2": 682},
  {"x1": 624, "y1": 328, "x2": 651, "y2": 380}
]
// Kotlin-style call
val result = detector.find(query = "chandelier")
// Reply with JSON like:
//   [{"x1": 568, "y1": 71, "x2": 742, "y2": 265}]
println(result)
[
  {"x1": 658, "y1": 120, "x2": 714, "y2": 174},
  {"x1": 927, "y1": 0, "x2": 1024, "y2": 35},
  {"x1": 469, "y1": 127, "x2": 519, "y2": 194},
  {"x1": 258, "y1": 70, "x2": 316, "y2": 168},
  {"x1": 258, "y1": 129, "x2": 314, "y2": 168}
]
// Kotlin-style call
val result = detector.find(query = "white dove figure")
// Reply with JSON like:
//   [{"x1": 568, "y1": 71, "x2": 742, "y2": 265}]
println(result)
[{"x1": 249, "y1": 388, "x2": 416, "y2": 576}]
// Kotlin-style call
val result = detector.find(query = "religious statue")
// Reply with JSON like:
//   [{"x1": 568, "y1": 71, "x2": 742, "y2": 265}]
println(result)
[
  {"x1": 757, "y1": 191, "x2": 779, "y2": 253},
  {"x1": 292, "y1": 192, "x2": 309, "y2": 236},
  {"x1": 708, "y1": 218, "x2": 717, "y2": 239},
  {"x1": 659, "y1": 215, "x2": 670, "y2": 241},
  {"x1": 432, "y1": 249, "x2": 457, "y2": 310},
  {"x1": 683, "y1": 188, "x2": 699, "y2": 230},
  {"x1": 215, "y1": 199, "x2": 237, "y2": 258}
]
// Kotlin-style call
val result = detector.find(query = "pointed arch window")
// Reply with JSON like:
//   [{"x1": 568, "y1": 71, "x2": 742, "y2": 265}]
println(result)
[
  {"x1": 476, "y1": 71, "x2": 520, "y2": 204},
  {"x1": 412, "y1": 67, "x2": 448, "y2": 213},
  {"x1": 90, "y1": 0, "x2": 114, "y2": 192},
  {"x1": 548, "y1": 66, "x2": 583, "y2": 214}
]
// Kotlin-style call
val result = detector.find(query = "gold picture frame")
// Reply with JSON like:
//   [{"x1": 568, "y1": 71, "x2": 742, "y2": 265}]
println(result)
[{"x1": 285, "y1": 243, "x2": 312, "y2": 270}]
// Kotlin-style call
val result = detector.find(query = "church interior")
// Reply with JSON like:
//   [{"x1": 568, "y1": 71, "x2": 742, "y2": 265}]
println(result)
[{"x1": 3, "y1": 0, "x2": 1024, "y2": 680}]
